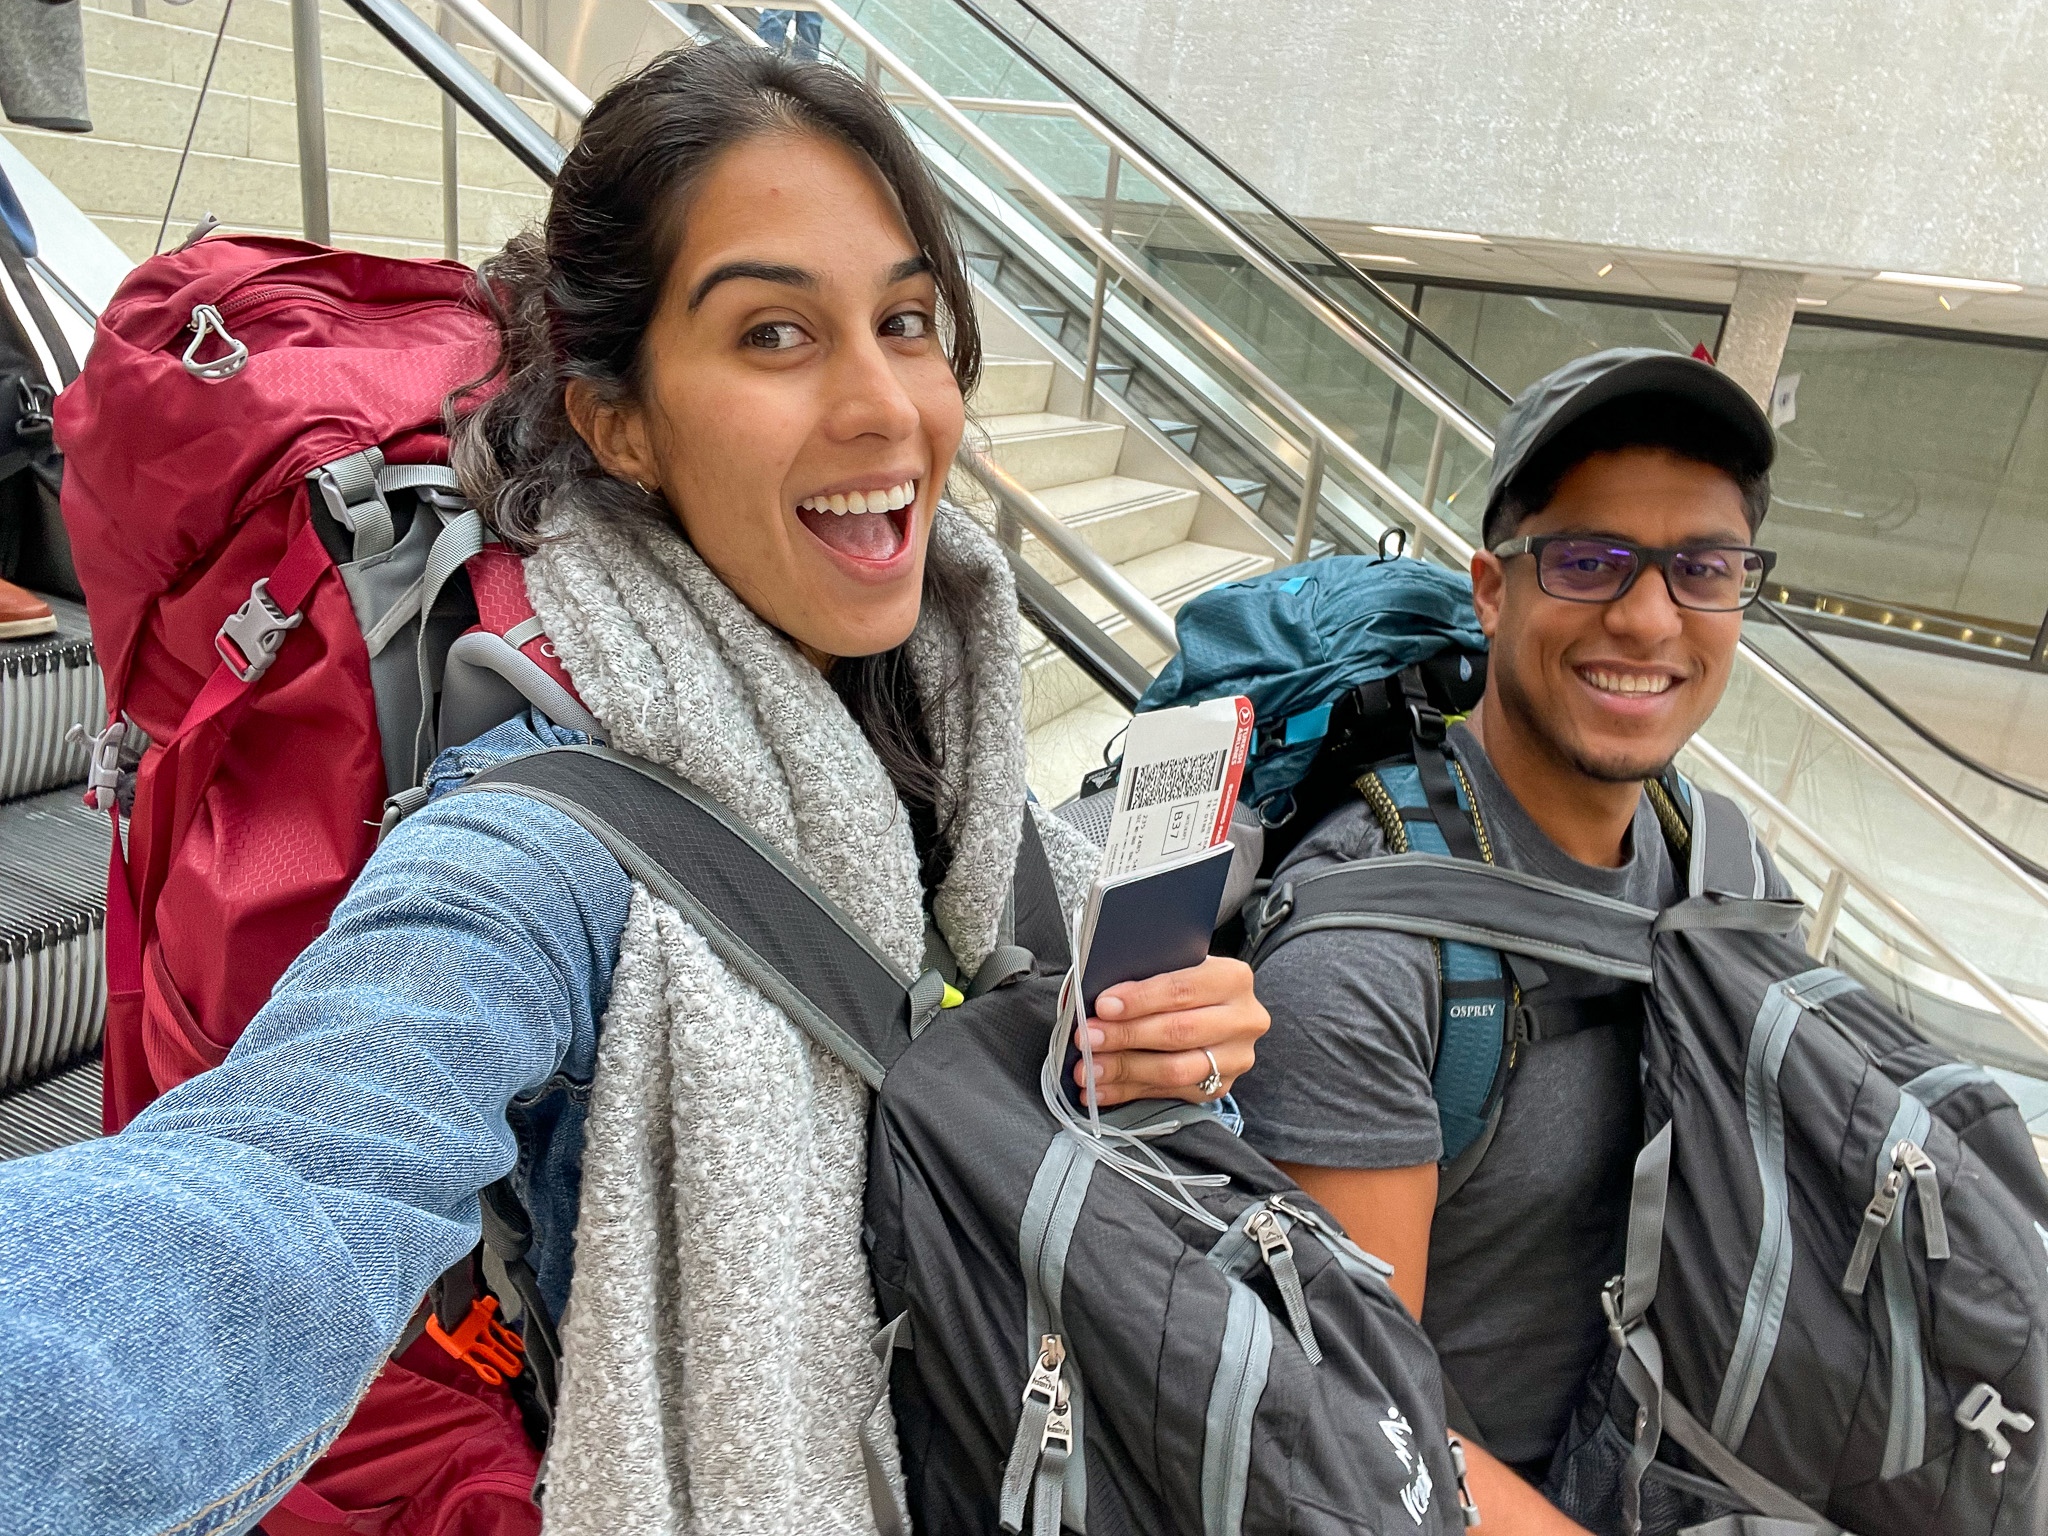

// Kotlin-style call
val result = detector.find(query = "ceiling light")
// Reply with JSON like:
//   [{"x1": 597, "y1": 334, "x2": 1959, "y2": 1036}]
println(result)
[
  {"x1": 1370, "y1": 225, "x2": 1491, "y2": 244},
  {"x1": 1873, "y1": 270, "x2": 2021, "y2": 293},
  {"x1": 1938, "y1": 295, "x2": 1953, "y2": 311},
  {"x1": 1597, "y1": 263, "x2": 1614, "y2": 277},
  {"x1": 1795, "y1": 297, "x2": 1828, "y2": 306},
  {"x1": 1340, "y1": 252, "x2": 1415, "y2": 265}
]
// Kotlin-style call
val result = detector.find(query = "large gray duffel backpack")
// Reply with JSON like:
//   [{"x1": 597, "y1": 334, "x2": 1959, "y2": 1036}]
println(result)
[
  {"x1": 453, "y1": 745, "x2": 1468, "y2": 1535},
  {"x1": 1248, "y1": 772, "x2": 2048, "y2": 1536}
]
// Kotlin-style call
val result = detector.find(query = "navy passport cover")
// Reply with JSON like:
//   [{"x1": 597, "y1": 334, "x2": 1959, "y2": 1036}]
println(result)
[
  {"x1": 1064, "y1": 843, "x2": 1234, "y2": 1104},
  {"x1": 1080, "y1": 841, "x2": 1236, "y2": 1012}
]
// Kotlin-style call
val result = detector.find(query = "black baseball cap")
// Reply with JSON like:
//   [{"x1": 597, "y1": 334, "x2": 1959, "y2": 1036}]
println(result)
[{"x1": 1482, "y1": 347, "x2": 1776, "y2": 548}]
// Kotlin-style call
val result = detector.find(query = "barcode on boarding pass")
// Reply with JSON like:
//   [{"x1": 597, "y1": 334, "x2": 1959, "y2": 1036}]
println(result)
[{"x1": 1126, "y1": 750, "x2": 1226, "y2": 812}]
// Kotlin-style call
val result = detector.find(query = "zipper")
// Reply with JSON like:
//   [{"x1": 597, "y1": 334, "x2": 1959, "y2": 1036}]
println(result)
[
  {"x1": 999, "y1": 1335, "x2": 1070, "y2": 1534},
  {"x1": 1246, "y1": 1208, "x2": 1322, "y2": 1364},
  {"x1": 1201, "y1": 1284, "x2": 1273, "y2": 1536}
]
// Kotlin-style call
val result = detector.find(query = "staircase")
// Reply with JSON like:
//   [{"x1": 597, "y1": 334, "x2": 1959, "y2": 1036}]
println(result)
[
  {"x1": 0, "y1": 0, "x2": 554, "y2": 264},
  {"x1": 970, "y1": 354, "x2": 1272, "y2": 800}
]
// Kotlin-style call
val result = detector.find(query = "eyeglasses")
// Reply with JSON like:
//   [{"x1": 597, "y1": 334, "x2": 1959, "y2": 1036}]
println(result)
[{"x1": 1491, "y1": 535, "x2": 1777, "y2": 612}]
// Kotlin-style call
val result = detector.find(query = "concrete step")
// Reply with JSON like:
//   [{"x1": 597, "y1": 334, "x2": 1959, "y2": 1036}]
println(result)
[
  {"x1": 76, "y1": 5, "x2": 517, "y2": 133},
  {"x1": 979, "y1": 411, "x2": 1124, "y2": 491},
  {"x1": 4, "y1": 130, "x2": 545, "y2": 255},
  {"x1": 970, "y1": 354, "x2": 1053, "y2": 417},
  {"x1": 23, "y1": 70, "x2": 549, "y2": 193},
  {"x1": 85, "y1": 0, "x2": 533, "y2": 103},
  {"x1": 1023, "y1": 475, "x2": 1199, "y2": 579}
]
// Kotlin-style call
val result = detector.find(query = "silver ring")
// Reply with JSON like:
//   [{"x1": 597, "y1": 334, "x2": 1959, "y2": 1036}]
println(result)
[{"x1": 1198, "y1": 1048, "x2": 1223, "y2": 1100}]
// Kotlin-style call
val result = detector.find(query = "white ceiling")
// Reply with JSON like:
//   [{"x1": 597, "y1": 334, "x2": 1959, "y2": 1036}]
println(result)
[{"x1": 1306, "y1": 218, "x2": 2048, "y2": 342}]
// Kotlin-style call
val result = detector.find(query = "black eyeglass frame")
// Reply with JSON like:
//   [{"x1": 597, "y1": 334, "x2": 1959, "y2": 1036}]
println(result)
[{"x1": 1490, "y1": 534, "x2": 1779, "y2": 613}]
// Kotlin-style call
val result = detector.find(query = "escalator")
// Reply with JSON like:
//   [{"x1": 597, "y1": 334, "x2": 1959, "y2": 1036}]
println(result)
[{"x1": 4, "y1": 0, "x2": 2048, "y2": 1164}]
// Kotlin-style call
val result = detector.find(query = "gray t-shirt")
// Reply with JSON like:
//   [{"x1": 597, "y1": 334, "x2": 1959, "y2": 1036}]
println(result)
[{"x1": 1237, "y1": 726, "x2": 1749, "y2": 1466}]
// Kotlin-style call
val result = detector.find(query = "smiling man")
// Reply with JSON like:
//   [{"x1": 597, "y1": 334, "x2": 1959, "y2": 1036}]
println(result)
[{"x1": 1235, "y1": 349, "x2": 1782, "y2": 1533}]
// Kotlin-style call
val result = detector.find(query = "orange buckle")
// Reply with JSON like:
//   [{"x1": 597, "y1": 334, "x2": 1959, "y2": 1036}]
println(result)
[{"x1": 424, "y1": 1296, "x2": 526, "y2": 1385}]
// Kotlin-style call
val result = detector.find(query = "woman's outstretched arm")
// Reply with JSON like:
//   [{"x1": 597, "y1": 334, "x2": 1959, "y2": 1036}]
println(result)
[{"x1": 0, "y1": 787, "x2": 626, "y2": 1536}]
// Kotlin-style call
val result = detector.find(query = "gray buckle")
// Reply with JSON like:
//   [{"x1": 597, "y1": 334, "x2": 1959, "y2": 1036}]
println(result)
[
  {"x1": 1957, "y1": 1382, "x2": 2035, "y2": 1474},
  {"x1": 65, "y1": 715, "x2": 131, "y2": 812},
  {"x1": 215, "y1": 577, "x2": 305, "y2": 683}
]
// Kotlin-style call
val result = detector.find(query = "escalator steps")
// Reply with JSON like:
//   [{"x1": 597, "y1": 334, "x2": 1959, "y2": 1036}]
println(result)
[
  {"x1": 1, "y1": 594, "x2": 103, "y2": 803},
  {"x1": 0, "y1": 1056, "x2": 101, "y2": 1159},
  {"x1": 0, "y1": 787, "x2": 110, "y2": 1092}
]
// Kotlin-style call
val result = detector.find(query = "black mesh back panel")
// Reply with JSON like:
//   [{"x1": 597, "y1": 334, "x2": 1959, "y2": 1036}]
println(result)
[{"x1": 465, "y1": 747, "x2": 916, "y2": 1074}]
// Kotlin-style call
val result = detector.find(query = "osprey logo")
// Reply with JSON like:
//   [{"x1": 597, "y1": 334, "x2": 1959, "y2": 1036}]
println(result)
[
  {"x1": 1447, "y1": 1002, "x2": 1494, "y2": 1020},
  {"x1": 1379, "y1": 1405, "x2": 1433, "y2": 1524}
]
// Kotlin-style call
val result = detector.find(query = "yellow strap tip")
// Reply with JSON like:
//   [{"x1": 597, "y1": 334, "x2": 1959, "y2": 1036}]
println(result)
[{"x1": 940, "y1": 982, "x2": 965, "y2": 1009}]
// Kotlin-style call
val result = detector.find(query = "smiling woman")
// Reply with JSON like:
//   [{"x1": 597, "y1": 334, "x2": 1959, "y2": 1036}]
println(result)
[{"x1": 0, "y1": 39, "x2": 1271, "y2": 1536}]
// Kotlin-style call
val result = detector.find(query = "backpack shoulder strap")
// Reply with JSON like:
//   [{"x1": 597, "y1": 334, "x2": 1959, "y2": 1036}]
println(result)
[
  {"x1": 1362, "y1": 753, "x2": 1517, "y2": 1193},
  {"x1": 453, "y1": 744, "x2": 919, "y2": 1086}
]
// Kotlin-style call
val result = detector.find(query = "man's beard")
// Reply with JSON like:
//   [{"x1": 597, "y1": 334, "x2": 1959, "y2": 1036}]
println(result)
[{"x1": 1494, "y1": 651, "x2": 1676, "y2": 786}]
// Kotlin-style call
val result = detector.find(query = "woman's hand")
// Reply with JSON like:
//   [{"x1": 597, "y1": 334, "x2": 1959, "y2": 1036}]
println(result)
[{"x1": 1077, "y1": 955, "x2": 1268, "y2": 1108}]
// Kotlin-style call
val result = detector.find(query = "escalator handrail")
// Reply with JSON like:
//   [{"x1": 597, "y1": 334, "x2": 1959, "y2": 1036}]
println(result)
[
  {"x1": 943, "y1": 0, "x2": 1513, "y2": 408},
  {"x1": 1681, "y1": 733, "x2": 2048, "y2": 1050},
  {"x1": 1760, "y1": 599, "x2": 2048, "y2": 808}
]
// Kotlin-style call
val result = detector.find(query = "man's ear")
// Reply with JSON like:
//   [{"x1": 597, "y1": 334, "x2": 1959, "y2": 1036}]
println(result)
[
  {"x1": 565, "y1": 379, "x2": 658, "y2": 487},
  {"x1": 1470, "y1": 549, "x2": 1505, "y2": 641}
]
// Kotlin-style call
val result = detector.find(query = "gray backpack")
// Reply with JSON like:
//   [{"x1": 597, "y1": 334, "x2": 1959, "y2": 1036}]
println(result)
[
  {"x1": 1249, "y1": 774, "x2": 2048, "y2": 1536},
  {"x1": 451, "y1": 745, "x2": 1470, "y2": 1535}
]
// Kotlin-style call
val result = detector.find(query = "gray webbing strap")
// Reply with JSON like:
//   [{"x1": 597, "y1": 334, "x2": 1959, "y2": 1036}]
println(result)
[
  {"x1": 311, "y1": 447, "x2": 395, "y2": 563},
  {"x1": 1031, "y1": 1441, "x2": 1069, "y2": 1536},
  {"x1": 908, "y1": 968, "x2": 948, "y2": 1039},
  {"x1": 1653, "y1": 898, "x2": 1806, "y2": 937},
  {"x1": 1255, "y1": 853, "x2": 1657, "y2": 983},
  {"x1": 1608, "y1": 1125, "x2": 1847, "y2": 1536},
  {"x1": 1675, "y1": 1519, "x2": 1826, "y2": 1536},
  {"x1": 1000, "y1": 1385, "x2": 1057, "y2": 1530},
  {"x1": 1605, "y1": 1124, "x2": 1672, "y2": 1536},
  {"x1": 862, "y1": 1313, "x2": 913, "y2": 1536},
  {"x1": 411, "y1": 506, "x2": 486, "y2": 768},
  {"x1": 377, "y1": 462, "x2": 464, "y2": 495},
  {"x1": 503, "y1": 615, "x2": 548, "y2": 650},
  {"x1": 1659, "y1": 1394, "x2": 1843, "y2": 1535}
]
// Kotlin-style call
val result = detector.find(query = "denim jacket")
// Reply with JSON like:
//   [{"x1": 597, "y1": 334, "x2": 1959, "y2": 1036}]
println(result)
[{"x1": 0, "y1": 713, "x2": 631, "y2": 1536}]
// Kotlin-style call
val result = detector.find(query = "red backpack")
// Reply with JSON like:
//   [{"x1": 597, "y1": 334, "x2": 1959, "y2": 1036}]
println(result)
[{"x1": 56, "y1": 234, "x2": 586, "y2": 1535}]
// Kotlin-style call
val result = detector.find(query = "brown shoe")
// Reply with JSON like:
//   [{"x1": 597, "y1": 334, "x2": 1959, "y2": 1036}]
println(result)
[{"x1": 0, "y1": 575, "x2": 57, "y2": 639}]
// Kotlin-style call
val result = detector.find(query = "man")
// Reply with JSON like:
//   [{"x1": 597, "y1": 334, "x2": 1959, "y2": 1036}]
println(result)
[{"x1": 1236, "y1": 348, "x2": 1784, "y2": 1533}]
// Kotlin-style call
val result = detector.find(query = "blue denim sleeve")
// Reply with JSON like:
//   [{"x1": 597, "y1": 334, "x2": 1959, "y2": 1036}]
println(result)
[{"x1": 0, "y1": 759, "x2": 629, "y2": 1536}]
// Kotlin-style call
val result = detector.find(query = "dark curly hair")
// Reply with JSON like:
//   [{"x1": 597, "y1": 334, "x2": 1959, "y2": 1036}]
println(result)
[{"x1": 451, "y1": 40, "x2": 988, "y2": 893}]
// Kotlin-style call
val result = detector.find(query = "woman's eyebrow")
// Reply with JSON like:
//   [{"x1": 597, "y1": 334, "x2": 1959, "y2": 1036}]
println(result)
[{"x1": 688, "y1": 260, "x2": 815, "y2": 311}]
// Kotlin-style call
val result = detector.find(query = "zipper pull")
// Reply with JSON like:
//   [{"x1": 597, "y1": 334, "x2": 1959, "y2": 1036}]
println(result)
[
  {"x1": 999, "y1": 1335, "x2": 1069, "y2": 1533},
  {"x1": 1448, "y1": 1432, "x2": 1482, "y2": 1528},
  {"x1": 1842, "y1": 1161, "x2": 1905, "y2": 1296},
  {"x1": 1894, "y1": 1141, "x2": 1950, "y2": 1260},
  {"x1": 1249, "y1": 1207, "x2": 1323, "y2": 1364}
]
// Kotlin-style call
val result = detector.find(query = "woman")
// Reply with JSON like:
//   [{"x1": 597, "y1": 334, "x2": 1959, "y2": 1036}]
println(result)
[{"x1": 0, "y1": 40, "x2": 1266, "y2": 1536}]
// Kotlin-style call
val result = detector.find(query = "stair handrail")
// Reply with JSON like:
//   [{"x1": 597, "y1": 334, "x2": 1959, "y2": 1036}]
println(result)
[
  {"x1": 962, "y1": 448, "x2": 1180, "y2": 657},
  {"x1": 433, "y1": 0, "x2": 593, "y2": 122},
  {"x1": 678, "y1": 1, "x2": 1481, "y2": 566},
  {"x1": 1679, "y1": 734, "x2": 2048, "y2": 1055}
]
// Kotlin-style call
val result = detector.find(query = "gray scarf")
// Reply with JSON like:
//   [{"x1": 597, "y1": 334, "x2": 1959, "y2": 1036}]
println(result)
[{"x1": 522, "y1": 503, "x2": 1098, "y2": 1533}]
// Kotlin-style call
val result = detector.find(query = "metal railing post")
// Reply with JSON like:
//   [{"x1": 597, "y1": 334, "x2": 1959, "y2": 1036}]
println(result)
[
  {"x1": 442, "y1": 95, "x2": 461, "y2": 259},
  {"x1": 1079, "y1": 148, "x2": 1121, "y2": 419},
  {"x1": 291, "y1": 0, "x2": 332, "y2": 243},
  {"x1": 1420, "y1": 416, "x2": 1447, "y2": 515},
  {"x1": 1806, "y1": 868, "x2": 1849, "y2": 960},
  {"x1": 1289, "y1": 435, "x2": 1326, "y2": 565}
]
